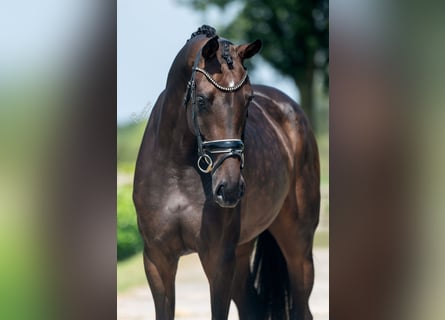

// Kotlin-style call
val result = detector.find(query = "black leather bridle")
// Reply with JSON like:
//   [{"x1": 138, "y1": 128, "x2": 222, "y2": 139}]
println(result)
[{"x1": 183, "y1": 47, "x2": 249, "y2": 174}]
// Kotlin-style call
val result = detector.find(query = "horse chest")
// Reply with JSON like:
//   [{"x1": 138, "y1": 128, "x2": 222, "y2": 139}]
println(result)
[{"x1": 146, "y1": 171, "x2": 205, "y2": 210}]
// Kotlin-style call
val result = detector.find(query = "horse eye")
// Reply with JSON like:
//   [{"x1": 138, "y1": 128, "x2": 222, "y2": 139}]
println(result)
[{"x1": 197, "y1": 96, "x2": 207, "y2": 111}]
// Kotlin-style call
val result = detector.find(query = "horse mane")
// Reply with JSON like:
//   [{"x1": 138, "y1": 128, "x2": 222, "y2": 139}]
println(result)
[{"x1": 189, "y1": 25, "x2": 217, "y2": 40}]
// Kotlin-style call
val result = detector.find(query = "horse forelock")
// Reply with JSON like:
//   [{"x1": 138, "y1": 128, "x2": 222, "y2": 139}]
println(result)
[{"x1": 221, "y1": 40, "x2": 234, "y2": 69}]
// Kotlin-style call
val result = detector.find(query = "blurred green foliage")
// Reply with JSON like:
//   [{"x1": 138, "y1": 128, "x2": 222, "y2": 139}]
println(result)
[
  {"x1": 317, "y1": 133, "x2": 329, "y2": 186},
  {"x1": 117, "y1": 121, "x2": 146, "y2": 261},
  {"x1": 117, "y1": 184, "x2": 143, "y2": 261},
  {"x1": 0, "y1": 227, "x2": 51, "y2": 320},
  {"x1": 117, "y1": 121, "x2": 146, "y2": 169}
]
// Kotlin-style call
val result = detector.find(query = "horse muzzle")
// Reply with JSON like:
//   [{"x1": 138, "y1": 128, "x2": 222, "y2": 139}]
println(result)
[
  {"x1": 213, "y1": 174, "x2": 245, "y2": 208},
  {"x1": 196, "y1": 139, "x2": 246, "y2": 207}
]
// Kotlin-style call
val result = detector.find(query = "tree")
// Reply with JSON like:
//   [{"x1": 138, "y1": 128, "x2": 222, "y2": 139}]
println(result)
[{"x1": 180, "y1": 0, "x2": 328, "y2": 127}]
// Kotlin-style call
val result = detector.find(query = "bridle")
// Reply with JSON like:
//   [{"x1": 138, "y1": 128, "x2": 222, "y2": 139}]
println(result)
[{"x1": 183, "y1": 47, "x2": 249, "y2": 174}]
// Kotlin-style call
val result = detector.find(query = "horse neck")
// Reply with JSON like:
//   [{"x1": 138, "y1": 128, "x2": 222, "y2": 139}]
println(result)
[
  {"x1": 156, "y1": 80, "x2": 196, "y2": 164},
  {"x1": 156, "y1": 41, "x2": 203, "y2": 164}
]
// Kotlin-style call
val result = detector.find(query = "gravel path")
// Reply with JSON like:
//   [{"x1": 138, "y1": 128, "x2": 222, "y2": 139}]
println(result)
[{"x1": 117, "y1": 248, "x2": 329, "y2": 319}]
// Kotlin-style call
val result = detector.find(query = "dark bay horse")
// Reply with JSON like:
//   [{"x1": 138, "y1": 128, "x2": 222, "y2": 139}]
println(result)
[{"x1": 133, "y1": 25, "x2": 320, "y2": 320}]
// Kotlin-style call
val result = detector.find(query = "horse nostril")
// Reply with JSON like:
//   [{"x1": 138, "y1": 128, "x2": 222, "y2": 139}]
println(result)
[{"x1": 216, "y1": 183, "x2": 225, "y2": 197}]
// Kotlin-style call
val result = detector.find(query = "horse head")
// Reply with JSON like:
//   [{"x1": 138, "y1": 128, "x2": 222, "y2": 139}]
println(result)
[{"x1": 184, "y1": 34, "x2": 262, "y2": 208}]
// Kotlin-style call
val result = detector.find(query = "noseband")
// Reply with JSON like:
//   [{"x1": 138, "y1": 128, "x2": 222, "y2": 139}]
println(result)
[{"x1": 183, "y1": 47, "x2": 248, "y2": 174}]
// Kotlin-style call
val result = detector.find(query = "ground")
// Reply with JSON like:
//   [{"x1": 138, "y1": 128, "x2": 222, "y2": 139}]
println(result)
[{"x1": 117, "y1": 248, "x2": 329, "y2": 319}]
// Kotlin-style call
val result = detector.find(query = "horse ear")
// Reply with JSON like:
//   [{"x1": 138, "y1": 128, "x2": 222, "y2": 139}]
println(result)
[
  {"x1": 237, "y1": 39, "x2": 262, "y2": 60},
  {"x1": 202, "y1": 35, "x2": 219, "y2": 60}
]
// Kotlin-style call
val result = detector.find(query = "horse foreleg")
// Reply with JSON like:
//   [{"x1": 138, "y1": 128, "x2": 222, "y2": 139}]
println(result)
[
  {"x1": 198, "y1": 210, "x2": 240, "y2": 320},
  {"x1": 143, "y1": 247, "x2": 178, "y2": 320},
  {"x1": 231, "y1": 240, "x2": 264, "y2": 320},
  {"x1": 199, "y1": 241, "x2": 237, "y2": 320}
]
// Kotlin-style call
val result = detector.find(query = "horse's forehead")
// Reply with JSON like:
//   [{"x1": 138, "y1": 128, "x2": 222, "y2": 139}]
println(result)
[{"x1": 215, "y1": 43, "x2": 245, "y2": 77}]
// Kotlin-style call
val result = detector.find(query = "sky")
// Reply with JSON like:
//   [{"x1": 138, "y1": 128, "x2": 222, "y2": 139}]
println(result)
[{"x1": 117, "y1": 0, "x2": 299, "y2": 125}]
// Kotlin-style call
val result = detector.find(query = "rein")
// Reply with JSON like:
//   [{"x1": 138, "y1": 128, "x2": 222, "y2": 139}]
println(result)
[{"x1": 183, "y1": 47, "x2": 248, "y2": 174}]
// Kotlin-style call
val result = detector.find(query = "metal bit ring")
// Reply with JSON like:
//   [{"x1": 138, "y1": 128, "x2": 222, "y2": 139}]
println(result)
[{"x1": 197, "y1": 154, "x2": 213, "y2": 173}]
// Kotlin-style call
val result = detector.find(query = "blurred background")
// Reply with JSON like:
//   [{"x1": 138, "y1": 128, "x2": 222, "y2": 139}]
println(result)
[
  {"x1": 0, "y1": 2, "x2": 117, "y2": 319},
  {"x1": 117, "y1": 0, "x2": 329, "y2": 317}
]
